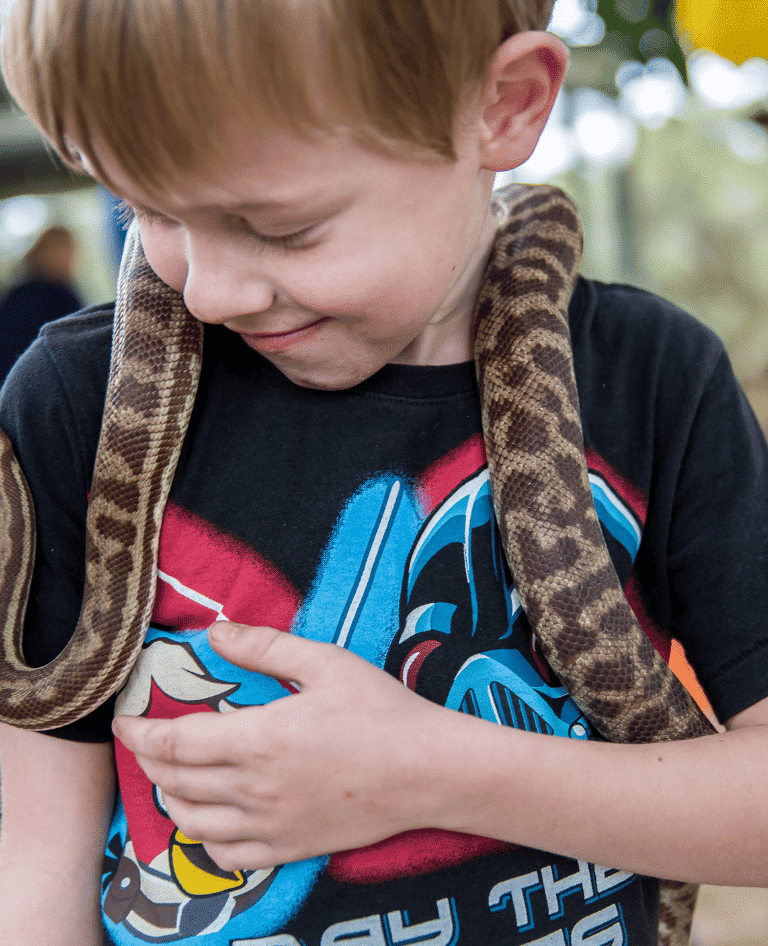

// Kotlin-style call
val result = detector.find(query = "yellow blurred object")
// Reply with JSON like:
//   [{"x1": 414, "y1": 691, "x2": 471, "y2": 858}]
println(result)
[{"x1": 675, "y1": 0, "x2": 768, "y2": 64}]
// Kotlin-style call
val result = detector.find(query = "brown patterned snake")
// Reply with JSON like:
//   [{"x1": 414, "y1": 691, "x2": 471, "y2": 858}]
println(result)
[{"x1": 0, "y1": 184, "x2": 714, "y2": 944}]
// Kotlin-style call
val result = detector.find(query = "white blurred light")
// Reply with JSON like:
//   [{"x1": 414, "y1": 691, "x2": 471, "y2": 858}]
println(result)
[
  {"x1": 689, "y1": 52, "x2": 768, "y2": 109},
  {"x1": 573, "y1": 91, "x2": 638, "y2": 167},
  {"x1": 705, "y1": 116, "x2": 768, "y2": 163},
  {"x1": 549, "y1": 0, "x2": 605, "y2": 47},
  {"x1": 504, "y1": 124, "x2": 579, "y2": 184},
  {"x1": 549, "y1": 0, "x2": 588, "y2": 36},
  {"x1": 727, "y1": 120, "x2": 768, "y2": 162},
  {"x1": 0, "y1": 195, "x2": 49, "y2": 239},
  {"x1": 618, "y1": 58, "x2": 687, "y2": 129}
]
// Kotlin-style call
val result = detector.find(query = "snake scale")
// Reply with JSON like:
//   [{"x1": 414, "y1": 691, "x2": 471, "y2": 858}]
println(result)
[{"x1": 0, "y1": 184, "x2": 714, "y2": 945}]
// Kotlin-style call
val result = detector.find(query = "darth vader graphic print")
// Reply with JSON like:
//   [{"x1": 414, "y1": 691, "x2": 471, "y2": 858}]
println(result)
[
  {"x1": 103, "y1": 437, "x2": 649, "y2": 946},
  {"x1": 384, "y1": 470, "x2": 591, "y2": 739}
]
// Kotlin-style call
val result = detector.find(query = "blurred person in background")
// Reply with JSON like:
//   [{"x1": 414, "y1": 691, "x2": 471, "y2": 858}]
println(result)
[{"x1": 0, "y1": 224, "x2": 83, "y2": 383}]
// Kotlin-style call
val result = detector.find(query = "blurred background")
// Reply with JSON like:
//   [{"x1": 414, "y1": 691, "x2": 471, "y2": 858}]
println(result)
[
  {"x1": 502, "y1": 0, "x2": 768, "y2": 436},
  {"x1": 0, "y1": 1, "x2": 767, "y2": 940}
]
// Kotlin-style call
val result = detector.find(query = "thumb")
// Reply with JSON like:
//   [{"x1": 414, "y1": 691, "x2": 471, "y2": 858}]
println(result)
[{"x1": 207, "y1": 622, "x2": 323, "y2": 686}]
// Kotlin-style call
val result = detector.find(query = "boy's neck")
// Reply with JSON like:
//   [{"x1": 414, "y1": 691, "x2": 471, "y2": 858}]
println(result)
[{"x1": 391, "y1": 209, "x2": 498, "y2": 368}]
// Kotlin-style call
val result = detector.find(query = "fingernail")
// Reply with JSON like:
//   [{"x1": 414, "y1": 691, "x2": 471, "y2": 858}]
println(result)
[{"x1": 209, "y1": 621, "x2": 246, "y2": 645}]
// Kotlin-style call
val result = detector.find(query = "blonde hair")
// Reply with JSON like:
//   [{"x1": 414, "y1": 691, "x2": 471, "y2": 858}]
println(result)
[{"x1": 1, "y1": 0, "x2": 556, "y2": 192}]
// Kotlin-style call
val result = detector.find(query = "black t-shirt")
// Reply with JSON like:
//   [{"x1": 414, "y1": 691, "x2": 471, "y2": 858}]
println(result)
[{"x1": 2, "y1": 276, "x2": 768, "y2": 946}]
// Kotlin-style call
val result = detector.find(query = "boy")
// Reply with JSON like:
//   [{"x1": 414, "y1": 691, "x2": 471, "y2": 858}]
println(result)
[{"x1": 0, "y1": 1, "x2": 767, "y2": 944}]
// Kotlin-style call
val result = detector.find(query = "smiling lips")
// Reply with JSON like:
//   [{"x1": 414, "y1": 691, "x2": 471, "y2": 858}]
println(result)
[{"x1": 235, "y1": 316, "x2": 331, "y2": 352}]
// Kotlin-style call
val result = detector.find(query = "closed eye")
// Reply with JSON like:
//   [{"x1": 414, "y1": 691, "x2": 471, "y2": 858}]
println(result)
[
  {"x1": 115, "y1": 200, "x2": 316, "y2": 251},
  {"x1": 252, "y1": 226, "x2": 317, "y2": 252},
  {"x1": 221, "y1": 210, "x2": 317, "y2": 252}
]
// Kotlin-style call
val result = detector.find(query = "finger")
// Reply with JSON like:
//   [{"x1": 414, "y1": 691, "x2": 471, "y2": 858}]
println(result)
[
  {"x1": 113, "y1": 711, "x2": 244, "y2": 766},
  {"x1": 208, "y1": 622, "x2": 341, "y2": 685},
  {"x1": 162, "y1": 795, "x2": 256, "y2": 845},
  {"x1": 135, "y1": 757, "x2": 237, "y2": 805},
  {"x1": 202, "y1": 839, "x2": 290, "y2": 873}
]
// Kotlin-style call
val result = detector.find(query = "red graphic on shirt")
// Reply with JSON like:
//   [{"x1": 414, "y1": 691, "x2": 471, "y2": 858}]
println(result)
[
  {"x1": 115, "y1": 683, "x2": 219, "y2": 867},
  {"x1": 153, "y1": 502, "x2": 301, "y2": 631},
  {"x1": 417, "y1": 433, "x2": 486, "y2": 516},
  {"x1": 329, "y1": 831, "x2": 511, "y2": 883},
  {"x1": 119, "y1": 505, "x2": 302, "y2": 871},
  {"x1": 585, "y1": 446, "x2": 648, "y2": 523},
  {"x1": 584, "y1": 448, "x2": 668, "y2": 659},
  {"x1": 400, "y1": 639, "x2": 442, "y2": 690}
]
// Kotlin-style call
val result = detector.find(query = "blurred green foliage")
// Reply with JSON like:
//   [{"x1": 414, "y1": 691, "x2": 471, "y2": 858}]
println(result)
[{"x1": 597, "y1": 0, "x2": 687, "y2": 77}]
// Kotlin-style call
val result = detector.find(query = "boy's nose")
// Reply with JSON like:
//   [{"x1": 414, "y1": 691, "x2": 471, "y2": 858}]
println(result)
[{"x1": 182, "y1": 239, "x2": 276, "y2": 325}]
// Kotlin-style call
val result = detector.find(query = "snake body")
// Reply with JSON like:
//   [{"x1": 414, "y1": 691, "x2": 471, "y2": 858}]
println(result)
[
  {"x1": 0, "y1": 184, "x2": 713, "y2": 944},
  {"x1": 0, "y1": 228, "x2": 202, "y2": 729}
]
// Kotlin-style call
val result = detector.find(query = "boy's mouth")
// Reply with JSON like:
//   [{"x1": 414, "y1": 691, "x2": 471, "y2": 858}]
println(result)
[{"x1": 234, "y1": 317, "x2": 331, "y2": 353}]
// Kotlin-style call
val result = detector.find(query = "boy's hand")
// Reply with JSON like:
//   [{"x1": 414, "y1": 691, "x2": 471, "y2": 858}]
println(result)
[{"x1": 112, "y1": 623, "x2": 457, "y2": 871}]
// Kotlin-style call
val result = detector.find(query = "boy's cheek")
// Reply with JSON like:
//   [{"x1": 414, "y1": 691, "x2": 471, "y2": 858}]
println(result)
[{"x1": 138, "y1": 230, "x2": 188, "y2": 292}]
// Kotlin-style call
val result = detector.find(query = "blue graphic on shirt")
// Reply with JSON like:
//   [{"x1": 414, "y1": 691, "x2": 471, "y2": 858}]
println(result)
[
  {"x1": 103, "y1": 465, "x2": 641, "y2": 944},
  {"x1": 589, "y1": 472, "x2": 641, "y2": 560},
  {"x1": 383, "y1": 470, "x2": 592, "y2": 738}
]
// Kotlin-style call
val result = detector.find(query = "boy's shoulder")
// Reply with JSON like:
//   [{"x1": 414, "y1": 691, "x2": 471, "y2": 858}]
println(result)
[
  {"x1": 569, "y1": 276, "x2": 728, "y2": 389},
  {"x1": 1, "y1": 302, "x2": 115, "y2": 450},
  {"x1": 4, "y1": 301, "x2": 114, "y2": 389},
  {"x1": 570, "y1": 276, "x2": 724, "y2": 352},
  {"x1": 36, "y1": 301, "x2": 115, "y2": 346}
]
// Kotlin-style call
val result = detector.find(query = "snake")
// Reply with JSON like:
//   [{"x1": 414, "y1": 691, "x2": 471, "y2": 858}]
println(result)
[{"x1": 0, "y1": 183, "x2": 714, "y2": 945}]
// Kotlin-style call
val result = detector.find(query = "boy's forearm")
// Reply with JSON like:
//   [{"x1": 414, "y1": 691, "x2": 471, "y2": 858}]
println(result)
[
  {"x1": 0, "y1": 725, "x2": 115, "y2": 945},
  {"x1": 0, "y1": 861, "x2": 106, "y2": 946},
  {"x1": 422, "y1": 704, "x2": 768, "y2": 886},
  {"x1": 120, "y1": 627, "x2": 768, "y2": 887}
]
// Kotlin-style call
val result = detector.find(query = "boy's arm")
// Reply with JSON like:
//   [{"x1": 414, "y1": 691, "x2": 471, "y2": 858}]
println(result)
[
  {"x1": 0, "y1": 723, "x2": 115, "y2": 946},
  {"x1": 114, "y1": 623, "x2": 768, "y2": 888}
]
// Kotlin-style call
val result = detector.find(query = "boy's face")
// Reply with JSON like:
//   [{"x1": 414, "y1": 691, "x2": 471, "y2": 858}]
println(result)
[{"x1": 92, "y1": 120, "x2": 498, "y2": 390}]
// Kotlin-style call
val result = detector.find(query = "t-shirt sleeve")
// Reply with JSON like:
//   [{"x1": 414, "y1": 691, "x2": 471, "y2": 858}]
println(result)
[
  {"x1": 664, "y1": 346, "x2": 768, "y2": 723},
  {"x1": 571, "y1": 280, "x2": 768, "y2": 726},
  {"x1": 0, "y1": 311, "x2": 115, "y2": 740}
]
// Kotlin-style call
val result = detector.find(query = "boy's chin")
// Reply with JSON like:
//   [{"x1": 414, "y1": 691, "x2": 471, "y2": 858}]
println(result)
[{"x1": 268, "y1": 355, "x2": 383, "y2": 392}]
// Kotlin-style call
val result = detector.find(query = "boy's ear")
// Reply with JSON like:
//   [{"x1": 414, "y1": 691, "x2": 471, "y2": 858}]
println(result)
[{"x1": 475, "y1": 31, "x2": 569, "y2": 172}]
